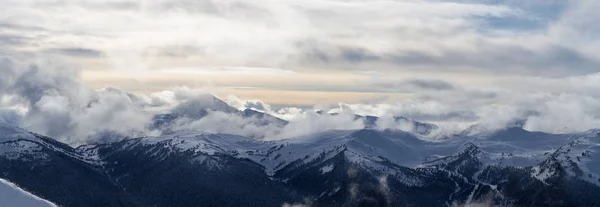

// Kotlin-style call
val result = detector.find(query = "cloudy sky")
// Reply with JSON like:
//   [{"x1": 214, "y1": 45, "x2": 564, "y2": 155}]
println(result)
[{"x1": 1, "y1": 0, "x2": 600, "y2": 144}]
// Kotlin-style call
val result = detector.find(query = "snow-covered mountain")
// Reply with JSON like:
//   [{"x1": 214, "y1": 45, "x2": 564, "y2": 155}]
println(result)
[
  {"x1": 0, "y1": 178, "x2": 57, "y2": 207},
  {"x1": 151, "y1": 95, "x2": 435, "y2": 138},
  {"x1": 150, "y1": 95, "x2": 288, "y2": 132},
  {"x1": 3, "y1": 114, "x2": 600, "y2": 206},
  {"x1": 0, "y1": 123, "x2": 140, "y2": 207}
]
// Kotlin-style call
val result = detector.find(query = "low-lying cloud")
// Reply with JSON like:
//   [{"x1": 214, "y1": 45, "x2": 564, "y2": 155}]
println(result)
[
  {"x1": 0, "y1": 58, "x2": 156, "y2": 145},
  {"x1": 4, "y1": 55, "x2": 600, "y2": 146}
]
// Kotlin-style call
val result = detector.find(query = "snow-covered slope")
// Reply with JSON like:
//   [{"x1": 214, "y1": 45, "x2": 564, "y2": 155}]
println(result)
[
  {"x1": 468, "y1": 127, "x2": 574, "y2": 167},
  {"x1": 1, "y1": 124, "x2": 141, "y2": 207},
  {"x1": 0, "y1": 179, "x2": 57, "y2": 207},
  {"x1": 114, "y1": 129, "x2": 440, "y2": 176},
  {"x1": 0, "y1": 124, "x2": 39, "y2": 142},
  {"x1": 93, "y1": 126, "x2": 585, "y2": 178},
  {"x1": 171, "y1": 95, "x2": 239, "y2": 119},
  {"x1": 0, "y1": 124, "x2": 44, "y2": 160},
  {"x1": 6, "y1": 115, "x2": 600, "y2": 206},
  {"x1": 151, "y1": 96, "x2": 287, "y2": 133},
  {"x1": 532, "y1": 129, "x2": 600, "y2": 185},
  {"x1": 0, "y1": 123, "x2": 86, "y2": 162}
]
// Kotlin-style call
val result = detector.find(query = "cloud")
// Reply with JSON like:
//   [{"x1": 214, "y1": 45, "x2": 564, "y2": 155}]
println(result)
[
  {"x1": 3, "y1": 0, "x2": 597, "y2": 77},
  {"x1": 0, "y1": 57, "x2": 17, "y2": 93},
  {"x1": 157, "y1": 66, "x2": 295, "y2": 76},
  {"x1": 0, "y1": 0, "x2": 599, "y2": 145},
  {"x1": 44, "y1": 47, "x2": 105, "y2": 57},
  {"x1": 282, "y1": 200, "x2": 312, "y2": 207},
  {"x1": 372, "y1": 78, "x2": 457, "y2": 92},
  {"x1": 0, "y1": 34, "x2": 29, "y2": 46},
  {"x1": 5, "y1": 54, "x2": 600, "y2": 145},
  {"x1": 0, "y1": 57, "x2": 158, "y2": 145},
  {"x1": 0, "y1": 109, "x2": 21, "y2": 125},
  {"x1": 171, "y1": 111, "x2": 281, "y2": 139},
  {"x1": 274, "y1": 111, "x2": 364, "y2": 139},
  {"x1": 227, "y1": 95, "x2": 272, "y2": 112},
  {"x1": 168, "y1": 100, "x2": 363, "y2": 140}
]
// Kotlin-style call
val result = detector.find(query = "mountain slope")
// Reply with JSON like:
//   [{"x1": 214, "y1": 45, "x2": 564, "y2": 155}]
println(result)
[
  {"x1": 151, "y1": 96, "x2": 287, "y2": 133},
  {"x1": 4, "y1": 122, "x2": 600, "y2": 206},
  {"x1": 0, "y1": 178, "x2": 57, "y2": 207},
  {"x1": 81, "y1": 133, "x2": 304, "y2": 207},
  {"x1": 0, "y1": 124, "x2": 140, "y2": 207}
]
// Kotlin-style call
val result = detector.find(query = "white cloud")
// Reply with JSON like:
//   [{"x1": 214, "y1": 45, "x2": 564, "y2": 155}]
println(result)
[
  {"x1": 158, "y1": 66, "x2": 296, "y2": 76},
  {"x1": 0, "y1": 58, "x2": 159, "y2": 145},
  {"x1": 274, "y1": 111, "x2": 364, "y2": 140},
  {"x1": 171, "y1": 111, "x2": 282, "y2": 139},
  {"x1": 227, "y1": 95, "x2": 272, "y2": 112},
  {"x1": 3, "y1": 0, "x2": 594, "y2": 76},
  {"x1": 1, "y1": 0, "x2": 600, "y2": 145}
]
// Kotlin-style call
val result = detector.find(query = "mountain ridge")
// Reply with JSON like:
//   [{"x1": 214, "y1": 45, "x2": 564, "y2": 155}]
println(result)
[{"x1": 3, "y1": 119, "x2": 600, "y2": 206}]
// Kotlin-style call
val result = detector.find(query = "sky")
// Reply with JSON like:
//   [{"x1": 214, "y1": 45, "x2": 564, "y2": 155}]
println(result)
[{"x1": 1, "y1": 0, "x2": 600, "y2": 145}]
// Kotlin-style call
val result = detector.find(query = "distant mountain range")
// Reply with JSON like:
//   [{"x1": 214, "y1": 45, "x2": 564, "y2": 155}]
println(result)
[{"x1": 2, "y1": 97, "x2": 600, "y2": 207}]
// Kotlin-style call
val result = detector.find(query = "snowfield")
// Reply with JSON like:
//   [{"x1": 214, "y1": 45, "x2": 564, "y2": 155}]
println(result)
[{"x1": 0, "y1": 179, "x2": 57, "y2": 207}]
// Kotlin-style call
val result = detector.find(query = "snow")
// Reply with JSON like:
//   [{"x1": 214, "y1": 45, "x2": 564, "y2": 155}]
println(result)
[
  {"x1": 531, "y1": 166, "x2": 553, "y2": 184},
  {"x1": 0, "y1": 178, "x2": 57, "y2": 207},
  {"x1": 1, "y1": 124, "x2": 102, "y2": 164},
  {"x1": 0, "y1": 124, "x2": 38, "y2": 143},
  {"x1": 171, "y1": 95, "x2": 238, "y2": 118},
  {"x1": 138, "y1": 131, "x2": 268, "y2": 157},
  {"x1": 320, "y1": 164, "x2": 334, "y2": 174},
  {"x1": 76, "y1": 145, "x2": 105, "y2": 165},
  {"x1": 5, "y1": 111, "x2": 600, "y2": 195},
  {"x1": 0, "y1": 118, "x2": 589, "y2": 187},
  {"x1": 0, "y1": 124, "x2": 45, "y2": 160},
  {"x1": 124, "y1": 127, "x2": 593, "y2": 182}
]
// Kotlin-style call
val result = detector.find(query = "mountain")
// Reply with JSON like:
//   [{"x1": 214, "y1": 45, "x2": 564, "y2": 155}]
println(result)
[
  {"x1": 151, "y1": 95, "x2": 287, "y2": 132},
  {"x1": 171, "y1": 95, "x2": 240, "y2": 119},
  {"x1": 241, "y1": 108, "x2": 289, "y2": 126},
  {"x1": 0, "y1": 178, "x2": 57, "y2": 207},
  {"x1": 317, "y1": 111, "x2": 439, "y2": 136},
  {"x1": 0, "y1": 124, "x2": 140, "y2": 207},
  {"x1": 3, "y1": 122, "x2": 600, "y2": 206},
  {"x1": 80, "y1": 132, "x2": 304, "y2": 206},
  {"x1": 151, "y1": 95, "x2": 239, "y2": 130},
  {"x1": 151, "y1": 95, "x2": 437, "y2": 138}
]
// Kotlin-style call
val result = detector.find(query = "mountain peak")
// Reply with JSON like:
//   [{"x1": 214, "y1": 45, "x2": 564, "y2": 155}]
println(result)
[{"x1": 171, "y1": 95, "x2": 239, "y2": 118}]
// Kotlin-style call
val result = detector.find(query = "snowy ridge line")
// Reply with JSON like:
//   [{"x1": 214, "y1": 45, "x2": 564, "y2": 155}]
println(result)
[{"x1": 5, "y1": 122, "x2": 600, "y2": 189}]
